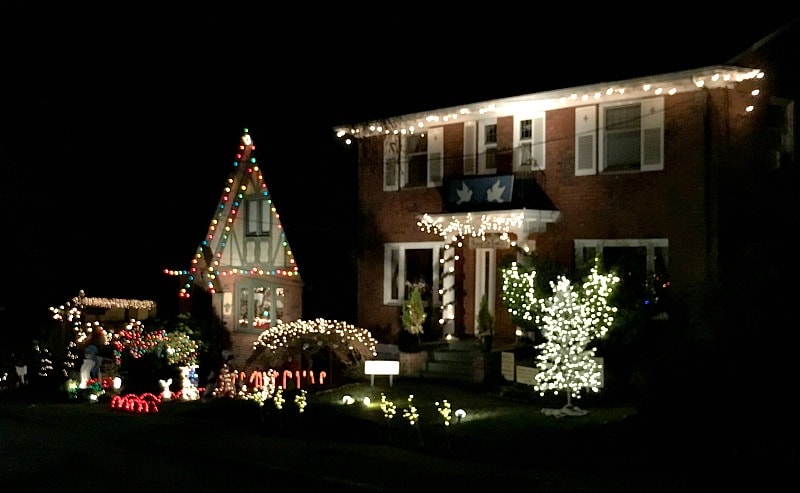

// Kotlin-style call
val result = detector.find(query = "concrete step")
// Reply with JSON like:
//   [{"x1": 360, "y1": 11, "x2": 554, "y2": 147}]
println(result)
[
  {"x1": 428, "y1": 350, "x2": 477, "y2": 363},
  {"x1": 420, "y1": 341, "x2": 486, "y2": 384}
]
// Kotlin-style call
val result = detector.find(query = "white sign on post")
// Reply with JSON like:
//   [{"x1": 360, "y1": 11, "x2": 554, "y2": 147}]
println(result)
[
  {"x1": 364, "y1": 360, "x2": 400, "y2": 387},
  {"x1": 515, "y1": 365, "x2": 538, "y2": 386},
  {"x1": 501, "y1": 352, "x2": 515, "y2": 381}
]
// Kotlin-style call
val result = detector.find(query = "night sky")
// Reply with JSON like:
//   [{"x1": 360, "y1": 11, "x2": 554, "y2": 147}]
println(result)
[{"x1": 0, "y1": 5, "x2": 792, "y2": 331}]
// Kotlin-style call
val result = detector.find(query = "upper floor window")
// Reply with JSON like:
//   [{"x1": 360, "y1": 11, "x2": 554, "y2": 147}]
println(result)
[
  {"x1": 383, "y1": 131, "x2": 443, "y2": 191},
  {"x1": 604, "y1": 104, "x2": 641, "y2": 171},
  {"x1": 403, "y1": 134, "x2": 428, "y2": 188},
  {"x1": 514, "y1": 114, "x2": 545, "y2": 171},
  {"x1": 479, "y1": 120, "x2": 498, "y2": 174},
  {"x1": 575, "y1": 97, "x2": 664, "y2": 176},
  {"x1": 245, "y1": 196, "x2": 271, "y2": 236},
  {"x1": 766, "y1": 97, "x2": 795, "y2": 169}
]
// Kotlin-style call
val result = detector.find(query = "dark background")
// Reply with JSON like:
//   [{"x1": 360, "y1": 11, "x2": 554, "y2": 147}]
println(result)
[{"x1": 0, "y1": 4, "x2": 793, "y2": 337}]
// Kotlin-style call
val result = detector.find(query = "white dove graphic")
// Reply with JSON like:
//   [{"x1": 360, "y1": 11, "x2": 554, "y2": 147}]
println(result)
[
  {"x1": 486, "y1": 180, "x2": 506, "y2": 202},
  {"x1": 455, "y1": 182, "x2": 473, "y2": 204}
]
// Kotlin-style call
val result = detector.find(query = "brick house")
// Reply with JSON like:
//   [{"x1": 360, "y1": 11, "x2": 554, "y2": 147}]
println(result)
[{"x1": 333, "y1": 23, "x2": 796, "y2": 377}]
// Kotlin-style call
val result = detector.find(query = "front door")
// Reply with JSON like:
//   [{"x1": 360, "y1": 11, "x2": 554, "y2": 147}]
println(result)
[{"x1": 474, "y1": 248, "x2": 496, "y2": 335}]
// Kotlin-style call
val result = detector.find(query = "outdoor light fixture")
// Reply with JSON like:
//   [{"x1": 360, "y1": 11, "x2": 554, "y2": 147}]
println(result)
[{"x1": 455, "y1": 408, "x2": 466, "y2": 423}]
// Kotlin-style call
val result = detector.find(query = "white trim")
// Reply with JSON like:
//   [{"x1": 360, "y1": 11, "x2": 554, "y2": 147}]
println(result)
[
  {"x1": 574, "y1": 238, "x2": 669, "y2": 273},
  {"x1": 335, "y1": 66, "x2": 760, "y2": 139},
  {"x1": 463, "y1": 121, "x2": 476, "y2": 175},
  {"x1": 598, "y1": 96, "x2": 664, "y2": 173},
  {"x1": 383, "y1": 134, "x2": 399, "y2": 191},
  {"x1": 383, "y1": 241, "x2": 445, "y2": 306},
  {"x1": 478, "y1": 118, "x2": 497, "y2": 175},
  {"x1": 575, "y1": 105, "x2": 597, "y2": 176},
  {"x1": 474, "y1": 248, "x2": 496, "y2": 335},
  {"x1": 427, "y1": 126, "x2": 444, "y2": 187},
  {"x1": 514, "y1": 113, "x2": 546, "y2": 171}
]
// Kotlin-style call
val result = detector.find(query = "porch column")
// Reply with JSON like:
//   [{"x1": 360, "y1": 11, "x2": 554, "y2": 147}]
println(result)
[{"x1": 442, "y1": 241, "x2": 456, "y2": 337}]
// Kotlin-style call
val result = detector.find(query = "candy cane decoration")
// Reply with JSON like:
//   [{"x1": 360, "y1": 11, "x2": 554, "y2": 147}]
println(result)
[{"x1": 283, "y1": 369, "x2": 293, "y2": 389}]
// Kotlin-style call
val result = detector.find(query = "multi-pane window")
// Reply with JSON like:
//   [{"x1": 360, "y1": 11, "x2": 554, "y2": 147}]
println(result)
[
  {"x1": 574, "y1": 239, "x2": 668, "y2": 309},
  {"x1": 383, "y1": 132, "x2": 442, "y2": 190},
  {"x1": 575, "y1": 97, "x2": 664, "y2": 176},
  {"x1": 514, "y1": 114, "x2": 545, "y2": 170},
  {"x1": 383, "y1": 134, "x2": 400, "y2": 191},
  {"x1": 604, "y1": 104, "x2": 641, "y2": 172},
  {"x1": 237, "y1": 283, "x2": 285, "y2": 331},
  {"x1": 403, "y1": 134, "x2": 427, "y2": 188},
  {"x1": 484, "y1": 124, "x2": 497, "y2": 172},
  {"x1": 246, "y1": 196, "x2": 271, "y2": 236},
  {"x1": 520, "y1": 119, "x2": 532, "y2": 140},
  {"x1": 384, "y1": 242, "x2": 444, "y2": 307},
  {"x1": 478, "y1": 119, "x2": 498, "y2": 174}
]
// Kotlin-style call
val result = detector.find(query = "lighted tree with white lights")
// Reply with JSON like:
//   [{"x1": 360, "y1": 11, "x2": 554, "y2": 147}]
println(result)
[{"x1": 534, "y1": 258, "x2": 619, "y2": 412}]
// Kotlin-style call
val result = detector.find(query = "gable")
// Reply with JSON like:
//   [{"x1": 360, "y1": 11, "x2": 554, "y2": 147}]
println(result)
[{"x1": 168, "y1": 128, "x2": 301, "y2": 296}]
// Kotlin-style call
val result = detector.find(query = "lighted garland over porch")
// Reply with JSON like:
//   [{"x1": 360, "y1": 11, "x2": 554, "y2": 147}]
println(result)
[{"x1": 417, "y1": 212, "x2": 534, "y2": 337}]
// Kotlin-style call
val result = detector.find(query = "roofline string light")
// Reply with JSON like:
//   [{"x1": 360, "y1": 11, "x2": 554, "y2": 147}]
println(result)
[
  {"x1": 163, "y1": 128, "x2": 300, "y2": 297},
  {"x1": 335, "y1": 66, "x2": 764, "y2": 142}
]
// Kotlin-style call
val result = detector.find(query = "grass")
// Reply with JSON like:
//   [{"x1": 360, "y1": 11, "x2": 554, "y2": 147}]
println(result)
[{"x1": 0, "y1": 376, "x2": 782, "y2": 491}]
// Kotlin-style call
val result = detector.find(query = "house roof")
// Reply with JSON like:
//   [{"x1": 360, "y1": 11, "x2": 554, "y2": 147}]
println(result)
[
  {"x1": 333, "y1": 65, "x2": 762, "y2": 141},
  {"x1": 163, "y1": 129, "x2": 300, "y2": 294}
]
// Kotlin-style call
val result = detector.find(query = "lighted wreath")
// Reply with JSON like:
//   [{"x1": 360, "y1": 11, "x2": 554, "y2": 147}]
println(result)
[{"x1": 247, "y1": 318, "x2": 378, "y2": 370}]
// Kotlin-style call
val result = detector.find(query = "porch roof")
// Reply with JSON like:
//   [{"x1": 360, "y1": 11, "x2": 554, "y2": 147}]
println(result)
[{"x1": 417, "y1": 208, "x2": 561, "y2": 245}]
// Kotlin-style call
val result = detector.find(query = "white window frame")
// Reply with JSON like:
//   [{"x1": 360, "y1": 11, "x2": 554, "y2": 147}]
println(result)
[
  {"x1": 236, "y1": 280, "x2": 285, "y2": 333},
  {"x1": 384, "y1": 132, "x2": 442, "y2": 189},
  {"x1": 463, "y1": 121, "x2": 477, "y2": 175},
  {"x1": 574, "y1": 238, "x2": 669, "y2": 274},
  {"x1": 383, "y1": 134, "x2": 400, "y2": 191},
  {"x1": 599, "y1": 97, "x2": 664, "y2": 173},
  {"x1": 514, "y1": 113, "x2": 546, "y2": 171},
  {"x1": 399, "y1": 132, "x2": 427, "y2": 188},
  {"x1": 384, "y1": 241, "x2": 444, "y2": 306},
  {"x1": 575, "y1": 97, "x2": 664, "y2": 176},
  {"x1": 478, "y1": 118, "x2": 498, "y2": 175},
  {"x1": 473, "y1": 248, "x2": 496, "y2": 335},
  {"x1": 427, "y1": 127, "x2": 444, "y2": 187},
  {"x1": 245, "y1": 196, "x2": 271, "y2": 236}
]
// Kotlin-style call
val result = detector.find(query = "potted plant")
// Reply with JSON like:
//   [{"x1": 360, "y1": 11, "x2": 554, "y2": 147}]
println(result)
[
  {"x1": 477, "y1": 293, "x2": 494, "y2": 351},
  {"x1": 401, "y1": 282, "x2": 426, "y2": 351}
]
